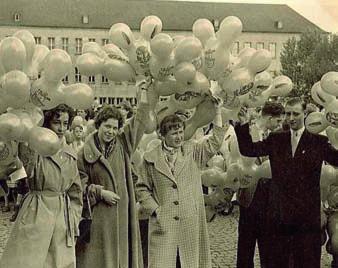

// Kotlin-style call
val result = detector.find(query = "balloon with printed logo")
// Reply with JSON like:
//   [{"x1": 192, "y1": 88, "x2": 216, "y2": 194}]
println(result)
[
  {"x1": 1, "y1": 70, "x2": 30, "y2": 109},
  {"x1": 149, "y1": 54, "x2": 175, "y2": 81},
  {"x1": 0, "y1": 112, "x2": 23, "y2": 141},
  {"x1": 203, "y1": 37, "x2": 230, "y2": 80},
  {"x1": 241, "y1": 71, "x2": 272, "y2": 107},
  {"x1": 218, "y1": 49, "x2": 272, "y2": 104},
  {"x1": 63, "y1": 83, "x2": 94, "y2": 110},
  {"x1": 201, "y1": 168, "x2": 223, "y2": 187},
  {"x1": 224, "y1": 162, "x2": 243, "y2": 188},
  {"x1": 192, "y1": 19, "x2": 215, "y2": 48},
  {"x1": 265, "y1": 75, "x2": 293, "y2": 97},
  {"x1": 321, "y1": 71, "x2": 338, "y2": 97},
  {"x1": 155, "y1": 98, "x2": 181, "y2": 126},
  {"x1": 129, "y1": 38, "x2": 152, "y2": 76},
  {"x1": 109, "y1": 23, "x2": 135, "y2": 50},
  {"x1": 103, "y1": 58, "x2": 136, "y2": 83},
  {"x1": 324, "y1": 99, "x2": 338, "y2": 128},
  {"x1": 150, "y1": 33, "x2": 174, "y2": 60},
  {"x1": 311, "y1": 81, "x2": 335, "y2": 107},
  {"x1": 30, "y1": 77, "x2": 64, "y2": 110},
  {"x1": 28, "y1": 126, "x2": 61, "y2": 156},
  {"x1": 103, "y1": 43, "x2": 129, "y2": 62},
  {"x1": 320, "y1": 163, "x2": 338, "y2": 201},
  {"x1": 138, "y1": 131, "x2": 158, "y2": 153},
  {"x1": 13, "y1": 30, "x2": 36, "y2": 69},
  {"x1": 217, "y1": 16, "x2": 243, "y2": 48},
  {"x1": 145, "y1": 137, "x2": 161, "y2": 152},
  {"x1": 174, "y1": 37, "x2": 203, "y2": 65},
  {"x1": 76, "y1": 53, "x2": 104, "y2": 76},
  {"x1": 177, "y1": 71, "x2": 210, "y2": 95},
  {"x1": 0, "y1": 37, "x2": 26, "y2": 72},
  {"x1": 43, "y1": 49, "x2": 72, "y2": 83},
  {"x1": 170, "y1": 90, "x2": 204, "y2": 110},
  {"x1": 305, "y1": 112, "x2": 328, "y2": 134},
  {"x1": 140, "y1": 15, "x2": 162, "y2": 41},
  {"x1": 174, "y1": 62, "x2": 196, "y2": 86}
]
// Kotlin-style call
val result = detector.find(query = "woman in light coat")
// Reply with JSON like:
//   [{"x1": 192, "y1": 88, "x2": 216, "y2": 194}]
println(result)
[
  {"x1": 136, "y1": 109, "x2": 226, "y2": 268},
  {"x1": 0, "y1": 104, "x2": 83, "y2": 268}
]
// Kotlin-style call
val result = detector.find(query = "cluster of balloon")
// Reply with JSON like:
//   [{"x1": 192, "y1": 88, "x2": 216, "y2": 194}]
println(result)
[
  {"x1": 0, "y1": 30, "x2": 95, "y2": 156},
  {"x1": 308, "y1": 72, "x2": 338, "y2": 148}
]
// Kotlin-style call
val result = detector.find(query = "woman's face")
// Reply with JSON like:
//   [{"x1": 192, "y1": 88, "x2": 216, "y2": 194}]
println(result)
[
  {"x1": 98, "y1": 118, "x2": 119, "y2": 144},
  {"x1": 49, "y1": 112, "x2": 69, "y2": 139}
]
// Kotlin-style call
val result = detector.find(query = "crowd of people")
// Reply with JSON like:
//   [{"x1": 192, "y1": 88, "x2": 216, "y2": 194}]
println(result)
[{"x1": 0, "y1": 90, "x2": 337, "y2": 268}]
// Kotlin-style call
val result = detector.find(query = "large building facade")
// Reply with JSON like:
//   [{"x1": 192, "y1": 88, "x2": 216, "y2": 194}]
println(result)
[{"x1": 0, "y1": 0, "x2": 324, "y2": 105}]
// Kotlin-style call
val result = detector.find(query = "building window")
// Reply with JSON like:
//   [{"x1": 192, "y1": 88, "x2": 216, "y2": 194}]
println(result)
[
  {"x1": 48, "y1": 37, "x2": 55, "y2": 50},
  {"x1": 115, "y1": 81, "x2": 122, "y2": 85},
  {"x1": 269, "y1": 43, "x2": 277, "y2": 58},
  {"x1": 14, "y1": 13, "x2": 21, "y2": 22},
  {"x1": 38, "y1": 72, "x2": 41, "y2": 79},
  {"x1": 88, "y1": 38, "x2": 96, "y2": 42},
  {"x1": 88, "y1": 75, "x2": 95, "y2": 84},
  {"x1": 256, "y1": 42, "x2": 264, "y2": 50},
  {"x1": 62, "y1": 38, "x2": 69, "y2": 52},
  {"x1": 116, "y1": 97, "x2": 123, "y2": 105},
  {"x1": 99, "y1": 97, "x2": 107, "y2": 104},
  {"x1": 75, "y1": 38, "x2": 82, "y2": 54},
  {"x1": 34, "y1": 37, "x2": 41, "y2": 44},
  {"x1": 244, "y1": 42, "x2": 252, "y2": 49},
  {"x1": 101, "y1": 75, "x2": 109, "y2": 84},
  {"x1": 108, "y1": 97, "x2": 115, "y2": 104},
  {"x1": 102, "y1": 39, "x2": 109, "y2": 46},
  {"x1": 82, "y1": 15, "x2": 89, "y2": 24},
  {"x1": 75, "y1": 67, "x2": 82, "y2": 82},
  {"x1": 62, "y1": 75, "x2": 69, "y2": 84},
  {"x1": 232, "y1": 42, "x2": 240, "y2": 56}
]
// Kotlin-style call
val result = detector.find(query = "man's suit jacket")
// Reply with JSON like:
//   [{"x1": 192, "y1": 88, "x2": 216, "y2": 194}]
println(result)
[{"x1": 235, "y1": 123, "x2": 338, "y2": 229}]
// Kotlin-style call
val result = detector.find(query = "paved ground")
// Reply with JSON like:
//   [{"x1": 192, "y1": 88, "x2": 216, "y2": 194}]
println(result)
[{"x1": 0, "y1": 203, "x2": 333, "y2": 267}]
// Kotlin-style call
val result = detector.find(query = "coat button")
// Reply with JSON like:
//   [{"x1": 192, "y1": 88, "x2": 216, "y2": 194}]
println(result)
[
  {"x1": 174, "y1": 216, "x2": 180, "y2": 221},
  {"x1": 172, "y1": 184, "x2": 177, "y2": 189},
  {"x1": 173, "y1": 201, "x2": 179, "y2": 205}
]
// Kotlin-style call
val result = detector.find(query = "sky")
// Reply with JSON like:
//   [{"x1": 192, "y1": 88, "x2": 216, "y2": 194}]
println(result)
[{"x1": 175, "y1": 0, "x2": 338, "y2": 33}]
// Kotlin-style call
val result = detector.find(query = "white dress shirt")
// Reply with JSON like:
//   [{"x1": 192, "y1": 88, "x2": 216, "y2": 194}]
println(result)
[{"x1": 291, "y1": 126, "x2": 305, "y2": 157}]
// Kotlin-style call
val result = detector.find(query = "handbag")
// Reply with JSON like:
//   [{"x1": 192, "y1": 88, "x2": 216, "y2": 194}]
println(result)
[{"x1": 78, "y1": 192, "x2": 92, "y2": 243}]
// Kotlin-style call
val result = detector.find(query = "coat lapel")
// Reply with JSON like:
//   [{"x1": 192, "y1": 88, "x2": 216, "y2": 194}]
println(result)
[
  {"x1": 173, "y1": 148, "x2": 188, "y2": 177},
  {"x1": 83, "y1": 133, "x2": 118, "y2": 191},
  {"x1": 49, "y1": 144, "x2": 77, "y2": 170},
  {"x1": 293, "y1": 130, "x2": 310, "y2": 158},
  {"x1": 144, "y1": 143, "x2": 177, "y2": 183}
]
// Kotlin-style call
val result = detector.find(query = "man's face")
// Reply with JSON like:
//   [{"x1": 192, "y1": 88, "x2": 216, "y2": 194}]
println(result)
[
  {"x1": 98, "y1": 118, "x2": 119, "y2": 144},
  {"x1": 285, "y1": 103, "x2": 305, "y2": 131},
  {"x1": 264, "y1": 115, "x2": 283, "y2": 131},
  {"x1": 164, "y1": 126, "x2": 184, "y2": 149},
  {"x1": 49, "y1": 112, "x2": 69, "y2": 139}
]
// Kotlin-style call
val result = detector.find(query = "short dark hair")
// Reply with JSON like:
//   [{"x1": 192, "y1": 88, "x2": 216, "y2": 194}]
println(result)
[
  {"x1": 285, "y1": 97, "x2": 306, "y2": 111},
  {"x1": 43, "y1": 104, "x2": 74, "y2": 129},
  {"x1": 159, "y1": 114, "x2": 185, "y2": 136},
  {"x1": 94, "y1": 105, "x2": 123, "y2": 129},
  {"x1": 261, "y1": 102, "x2": 285, "y2": 117}
]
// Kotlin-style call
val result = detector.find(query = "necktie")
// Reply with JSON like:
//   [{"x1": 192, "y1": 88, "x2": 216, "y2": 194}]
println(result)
[{"x1": 291, "y1": 131, "x2": 298, "y2": 157}]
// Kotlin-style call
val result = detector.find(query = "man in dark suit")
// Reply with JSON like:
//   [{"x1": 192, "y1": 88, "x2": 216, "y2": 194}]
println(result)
[
  {"x1": 236, "y1": 102, "x2": 285, "y2": 268},
  {"x1": 233, "y1": 98, "x2": 338, "y2": 268}
]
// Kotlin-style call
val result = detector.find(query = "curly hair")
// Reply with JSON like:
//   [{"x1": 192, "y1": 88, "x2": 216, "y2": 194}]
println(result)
[
  {"x1": 43, "y1": 104, "x2": 74, "y2": 129},
  {"x1": 94, "y1": 105, "x2": 124, "y2": 129},
  {"x1": 159, "y1": 114, "x2": 185, "y2": 137},
  {"x1": 261, "y1": 102, "x2": 285, "y2": 117}
]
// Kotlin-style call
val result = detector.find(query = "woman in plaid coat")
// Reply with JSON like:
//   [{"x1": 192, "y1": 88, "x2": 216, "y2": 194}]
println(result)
[{"x1": 136, "y1": 110, "x2": 226, "y2": 268}]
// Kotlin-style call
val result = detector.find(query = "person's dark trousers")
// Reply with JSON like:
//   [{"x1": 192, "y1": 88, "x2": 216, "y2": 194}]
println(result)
[
  {"x1": 139, "y1": 219, "x2": 149, "y2": 267},
  {"x1": 176, "y1": 249, "x2": 181, "y2": 268},
  {"x1": 237, "y1": 180, "x2": 270, "y2": 268},
  {"x1": 267, "y1": 224, "x2": 321, "y2": 268}
]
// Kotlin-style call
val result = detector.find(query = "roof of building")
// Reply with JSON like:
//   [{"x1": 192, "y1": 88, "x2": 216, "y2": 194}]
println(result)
[{"x1": 0, "y1": 0, "x2": 325, "y2": 33}]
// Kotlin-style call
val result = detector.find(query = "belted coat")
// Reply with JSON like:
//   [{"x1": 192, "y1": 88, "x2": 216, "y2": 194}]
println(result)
[
  {"x1": 136, "y1": 126, "x2": 226, "y2": 268},
  {"x1": 0, "y1": 144, "x2": 83, "y2": 268}
]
